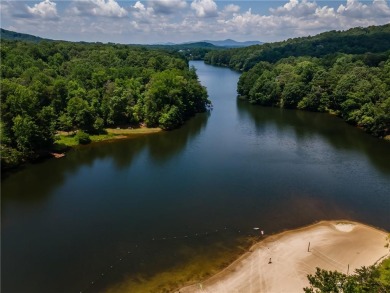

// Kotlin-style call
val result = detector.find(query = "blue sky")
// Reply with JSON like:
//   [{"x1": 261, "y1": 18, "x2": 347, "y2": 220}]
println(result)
[{"x1": 1, "y1": 0, "x2": 389, "y2": 44}]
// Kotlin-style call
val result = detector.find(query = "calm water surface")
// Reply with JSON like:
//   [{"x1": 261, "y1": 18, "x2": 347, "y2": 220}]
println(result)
[{"x1": 2, "y1": 61, "x2": 390, "y2": 293}]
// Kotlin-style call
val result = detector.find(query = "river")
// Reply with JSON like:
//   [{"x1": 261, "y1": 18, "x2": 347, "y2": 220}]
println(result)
[{"x1": 2, "y1": 61, "x2": 390, "y2": 293}]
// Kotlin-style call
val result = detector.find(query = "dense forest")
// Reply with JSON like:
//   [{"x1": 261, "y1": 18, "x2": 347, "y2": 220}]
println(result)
[
  {"x1": 204, "y1": 24, "x2": 390, "y2": 71},
  {"x1": 205, "y1": 24, "x2": 390, "y2": 138},
  {"x1": 0, "y1": 40, "x2": 210, "y2": 169},
  {"x1": 147, "y1": 42, "x2": 221, "y2": 61}
]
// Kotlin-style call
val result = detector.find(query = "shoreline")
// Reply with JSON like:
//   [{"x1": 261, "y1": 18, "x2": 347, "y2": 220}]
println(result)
[
  {"x1": 1, "y1": 127, "x2": 162, "y2": 177},
  {"x1": 178, "y1": 220, "x2": 390, "y2": 293},
  {"x1": 53, "y1": 127, "x2": 162, "y2": 154}
]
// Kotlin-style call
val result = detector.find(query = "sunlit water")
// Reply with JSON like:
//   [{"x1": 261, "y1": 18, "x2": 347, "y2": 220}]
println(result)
[{"x1": 2, "y1": 61, "x2": 389, "y2": 293}]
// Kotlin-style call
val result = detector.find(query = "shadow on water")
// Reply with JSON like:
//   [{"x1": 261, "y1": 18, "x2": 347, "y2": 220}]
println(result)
[
  {"x1": 146, "y1": 112, "x2": 209, "y2": 165},
  {"x1": 237, "y1": 100, "x2": 390, "y2": 174},
  {"x1": 2, "y1": 61, "x2": 389, "y2": 293},
  {"x1": 1, "y1": 112, "x2": 209, "y2": 205}
]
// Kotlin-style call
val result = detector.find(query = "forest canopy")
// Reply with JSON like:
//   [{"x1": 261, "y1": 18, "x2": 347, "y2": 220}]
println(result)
[
  {"x1": 0, "y1": 40, "x2": 210, "y2": 169},
  {"x1": 205, "y1": 24, "x2": 390, "y2": 138}
]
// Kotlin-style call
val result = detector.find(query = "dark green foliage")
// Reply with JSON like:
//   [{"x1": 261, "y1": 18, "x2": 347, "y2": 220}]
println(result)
[
  {"x1": 204, "y1": 24, "x2": 390, "y2": 71},
  {"x1": 0, "y1": 121, "x2": 24, "y2": 169},
  {"x1": 1, "y1": 39, "x2": 209, "y2": 170},
  {"x1": 0, "y1": 145, "x2": 24, "y2": 170},
  {"x1": 304, "y1": 265, "x2": 390, "y2": 293},
  {"x1": 75, "y1": 131, "x2": 91, "y2": 145},
  {"x1": 146, "y1": 42, "x2": 222, "y2": 60},
  {"x1": 0, "y1": 28, "x2": 47, "y2": 42},
  {"x1": 236, "y1": 54, "x2": 390, "y2": 137},
  {"x1": 209, "y1": 23, "x2": 390, "y2": 138}
]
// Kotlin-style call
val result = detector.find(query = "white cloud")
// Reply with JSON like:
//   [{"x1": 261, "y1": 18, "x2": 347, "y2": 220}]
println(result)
[
  {"x1": 218, "y1": 0, "x2": 390, "y2": 39},
  {"x1": 337, "y1": 0, "x2": 390, "y2": 18},
  {"x1": 70, "y1": 0, "x2": 127, "y2": 18},
  {"x1": 315, "y1": 6, "x2": 336, "y2": 19},
  {"x1": 2, "y1": 0, "x2": 390, "y2": 44},
  {"x1": 191, "y1": 0, "x2": 218, "y2": 18},
  {"x1": 133, "y1": 1, "x2": 146, "y2": 11},
  {"x1": 26, "y1": 0, "x2": 59, "y2": 19},
  {"x1": 372, "y1": 0, "x2": 390, "y2": 17},
  {"x1": 131, "y1": 1, "x2": 156, "y2": 23},
  {"x1": 152, "y1": 0, "x2": 186, "y2": 14},
  {"x1": 337, "y1": 0, "x2": 368, "y2": 17},
  {"x1": 223, "y1": 4, "x2": 240, "y2": 14},
  {"x1": 270, "y1": 0, "x2": 317, "y2": 17}
]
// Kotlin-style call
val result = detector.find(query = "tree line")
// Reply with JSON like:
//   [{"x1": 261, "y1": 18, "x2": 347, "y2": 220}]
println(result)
[
  {"x1": 304, "y1": 261, "x2": 390, "y2": 292},
  {"x1": 237, "y1": 53, "x2": 390, "y2": 137},
  {"x1": 204, "y1": 24, "x2": 390, "y2": 71},
  {"x1": 1, "y1": 40, "x2": 210, "y2": 170},
  {"x1": 204, "y1": 24, "x2": 390, "y2": 138}
]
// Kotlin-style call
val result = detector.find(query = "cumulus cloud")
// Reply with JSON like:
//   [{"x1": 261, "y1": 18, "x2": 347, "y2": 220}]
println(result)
[
  {"x1": 2, "y1": 0, "x2": 390, "y2": 44},
  {"x1": 218, "y1": 0, "x2": 390, "y2": 39},
  {"x1": 70, "y1": 0, "x2": 127, "y2": 18},
  {"x1": 372, "y1": 0, "x2": 390, "y2": 17},
  {"x1": 270, "y1": 0, "x2": 317, "y2": 17},
  {"x1": 191, "y1": 0, "x2": 218, "y2": 17},
  {"x1": 26, "y1": 0, "x2": 59, "y2": 19},
  {"x1": 314, "y1": 6, "x2": 336, "y2": 18},
  {"x1": 223, "y1": 4, "x2": 240, "y2": 14},
  {"x1": 152, "y1": 0, "x2": 186, "y2": 14},
  {"x1": 337, "y1": 0, "x2": 390, "y2": 18},
  {"x1": 131, "y1": 1, "x2": 156, "y2": 23}
]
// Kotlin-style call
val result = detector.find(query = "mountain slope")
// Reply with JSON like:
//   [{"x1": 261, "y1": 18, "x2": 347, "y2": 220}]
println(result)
[
  {"x1": 204, "y1": 39, "x2": 263, "y2": 47},
  {"x1": 0, "y1": 28, "x2": 48, "y2": 42},
  {"x1": 204, "y1": 24, "x2": 390, "y2": 71}
]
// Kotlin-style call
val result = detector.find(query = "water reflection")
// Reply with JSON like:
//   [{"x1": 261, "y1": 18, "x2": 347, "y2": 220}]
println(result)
[
  {"x1": 2, "y1": 61, "x2": 389, "y2": 293},
  {"x1": 2, "y1": 112, "x2": 208, "y2": 193},
  {"x1": 236, "y1": 100, "x2": 390, "y2": 174},
  {"x1": 146, "y1": 112, "x2": 209, "y2": 164}
]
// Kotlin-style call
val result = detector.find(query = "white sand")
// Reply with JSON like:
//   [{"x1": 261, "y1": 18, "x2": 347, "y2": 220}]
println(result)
[{"x1": 178, "y1": 221, "x2": 389, "y2": 293}]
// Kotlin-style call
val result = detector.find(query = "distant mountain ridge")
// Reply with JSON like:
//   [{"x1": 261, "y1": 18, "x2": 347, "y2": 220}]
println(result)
[
  {"x1": 1, "y1": 28, "x2": 262, "y2": 48},
  {"x1": 149, "y1": 42, "x2": 218, "y2": 49},
  {"x1": 204, "y1": 23, "x2": 390, "y2": 71},
  {"x1": 0, "y1": 28, "x2": 48, "y2": 42},
  {"x1": 203, "y1": 39, "x2": 263, "y2": 47},
  {"x1": 155, "y1": 39, "x2": 263, "y2": 48}
]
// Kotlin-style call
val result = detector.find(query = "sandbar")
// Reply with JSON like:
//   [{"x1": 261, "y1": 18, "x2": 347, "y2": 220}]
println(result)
[{"x1": 178, "y1": 221, "x2": 389, "y2": 293}]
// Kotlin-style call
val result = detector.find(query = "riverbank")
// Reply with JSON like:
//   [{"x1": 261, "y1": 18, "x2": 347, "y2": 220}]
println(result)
[
  {"x1": 54, "y1": 127, "x2": 162, "y2": 150},
  {"x1": 1, "y1": 127, "x2": 162, "y2": 176},
  {"x1": 178, "y1": 221, "x2": 389, "y2": 293}
]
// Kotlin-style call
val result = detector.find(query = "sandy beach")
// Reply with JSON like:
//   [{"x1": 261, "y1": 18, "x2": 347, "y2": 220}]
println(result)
[{"x1": 178, "y1": 221, "x2": 389, "y2": 293}]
